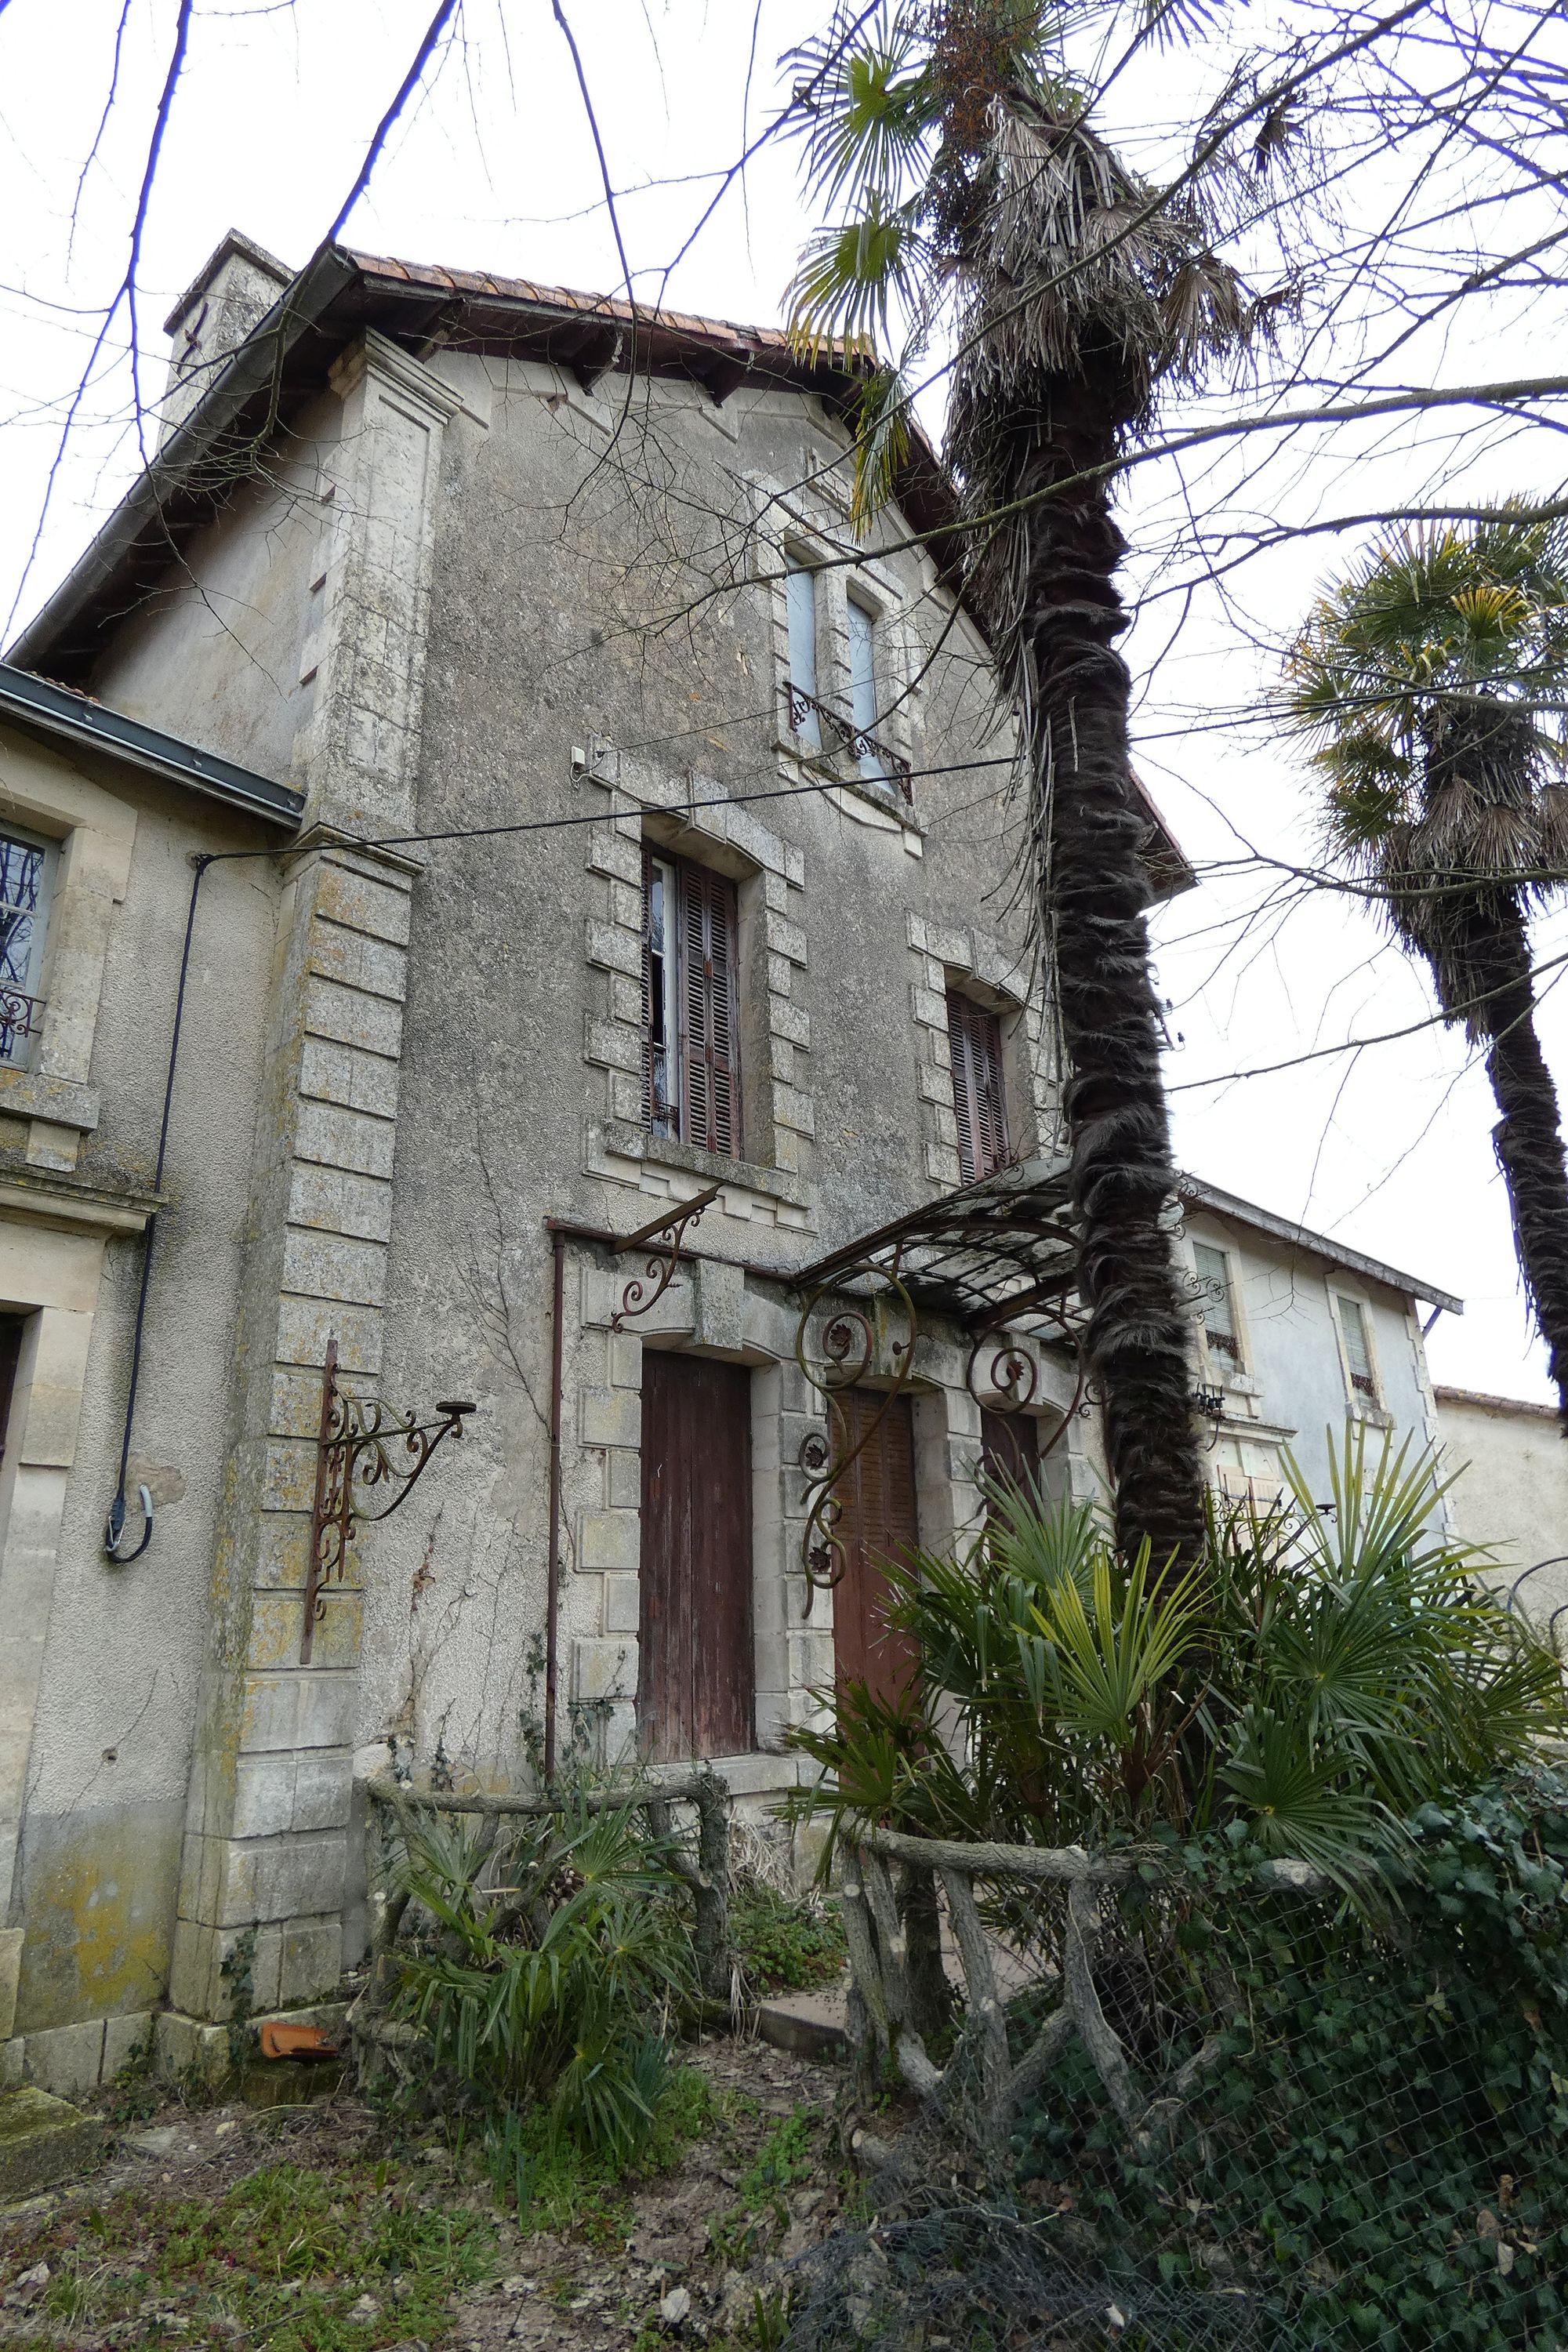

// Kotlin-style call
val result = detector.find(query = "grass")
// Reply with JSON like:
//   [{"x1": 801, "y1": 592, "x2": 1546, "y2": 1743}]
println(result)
[
  {"x1": 729, "y1": 1885, "x2": 847, "y2": 1998},
  {"x1": 15, "y1": 2155, "x2": 501, "y2": 2350},
  {"x1": 707, "y1": 2102, "x2": 827, "y2": 2274},
  {"x1": 6, "y1": 2065, "x2": 724, "y2": 2349},
  {"x1": 474, "y1": 2059, "x2": 719, "y2": 2243}
]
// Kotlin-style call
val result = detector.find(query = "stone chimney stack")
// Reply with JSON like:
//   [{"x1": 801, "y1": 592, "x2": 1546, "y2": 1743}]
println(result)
[{"x1": 159, "y1": 230, "x2": 294, "y2": 445}]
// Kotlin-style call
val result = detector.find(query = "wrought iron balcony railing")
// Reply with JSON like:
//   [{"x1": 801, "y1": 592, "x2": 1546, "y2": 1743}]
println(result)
[
  {"x1": 782, "y1": 680, "x2": 913, "y2": 806},
  {"x1": 0, "y1": 983, "x2": 42, "y2": 1065}
]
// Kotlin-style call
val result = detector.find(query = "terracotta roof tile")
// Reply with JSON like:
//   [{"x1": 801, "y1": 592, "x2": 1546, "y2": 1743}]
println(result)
[{"x1": 343, "y1": 245, "x2": 836, "y2": 364}]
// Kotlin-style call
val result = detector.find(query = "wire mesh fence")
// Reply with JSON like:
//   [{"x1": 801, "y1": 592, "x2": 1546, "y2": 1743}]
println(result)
[{"x1": 788, "y1": 1774, "x2": 1568, "y2": 2350}]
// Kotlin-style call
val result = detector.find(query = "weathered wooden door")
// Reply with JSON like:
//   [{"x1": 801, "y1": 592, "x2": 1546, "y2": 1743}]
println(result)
[
  {"x1": 830, "y1": 1388, "x2": 920, "y2": 1708},
  {"x1": 639, "y1": 1352, "x2": 754, "y2": 1762},
  {"x1": 980, "y1": 1406, "x2": 1042, "y2": 1500}
]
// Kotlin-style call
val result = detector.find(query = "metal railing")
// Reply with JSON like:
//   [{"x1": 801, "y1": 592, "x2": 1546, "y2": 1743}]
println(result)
[
  {"x1": 0, "y1": 982, "x2": 42, "y2": 1063},
  {"x1": 783, "y1": 680, "x2": 913, "y2": 805}
]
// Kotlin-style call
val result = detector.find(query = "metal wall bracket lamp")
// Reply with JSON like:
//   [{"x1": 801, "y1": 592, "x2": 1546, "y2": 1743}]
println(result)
[{"x1": 301, "y1": 1336, "x2": 474, "y2": 1664}]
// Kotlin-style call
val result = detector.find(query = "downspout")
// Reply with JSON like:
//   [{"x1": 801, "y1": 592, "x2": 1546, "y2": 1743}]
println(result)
[
  {"x1": 103, "y1": 851, "x2": 216, "y2": 1559},
  {"x1": 544, "y1": 1224, "x2": 567, "y2": 1782}
]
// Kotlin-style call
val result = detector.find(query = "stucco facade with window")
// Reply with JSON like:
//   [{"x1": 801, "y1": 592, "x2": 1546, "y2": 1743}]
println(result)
[
  {"x1": 0, "y1": 233, "x2": 1462, "y2": 2098},
  {"x1": 1174, "y1": 1175, "x2": 1460, "y2": 1518}
]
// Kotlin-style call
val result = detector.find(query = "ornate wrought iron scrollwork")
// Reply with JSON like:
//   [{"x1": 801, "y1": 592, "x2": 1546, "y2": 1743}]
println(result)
[
  {"x1": 303, "y1": 1338, "x2": 475, "y2": 1663},
  {"x1": 0, "y1": 982, "x2": 42, "y2": 1062},
  {"x1": 793, "y1": 1253, "x2": 917, "y2": 1615},
  {"x1": 782, "y1": 680, "x2": 914, "y2": 805},
  {"x1": 966, "y1": 1331, "x2": 1039, "y2": 1416},
  {"x1": 966, "y1": 1301, "x2": 1091, "y2": 1468},
  {"x1": 608, "y1": 1184, "x2": 722, "y2": 1333}
]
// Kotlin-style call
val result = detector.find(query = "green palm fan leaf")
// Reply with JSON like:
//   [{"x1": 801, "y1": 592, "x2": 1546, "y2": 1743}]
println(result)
[{"x1": 1283, "y1": 510, "x2": 1568, "y2": 1420}]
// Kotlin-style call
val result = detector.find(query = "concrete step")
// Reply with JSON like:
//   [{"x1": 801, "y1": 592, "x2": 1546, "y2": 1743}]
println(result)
[
  {"x1": 755, "y1": 1982, "x2": 848, "y2": 2061},
  {"x1": 0, "y1": 2086, "x2": 103, "y2": 2202}
]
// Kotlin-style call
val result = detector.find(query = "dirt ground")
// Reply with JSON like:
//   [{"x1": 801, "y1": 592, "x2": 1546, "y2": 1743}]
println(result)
[{"x1": 0, "y1": 2035, "x2": 852, "y2": 2351}]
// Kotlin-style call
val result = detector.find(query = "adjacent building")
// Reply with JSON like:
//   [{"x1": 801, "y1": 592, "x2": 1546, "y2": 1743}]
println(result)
[{"x1": 1435, "y1": 1386, "x2": 1568, "y2": 1625}]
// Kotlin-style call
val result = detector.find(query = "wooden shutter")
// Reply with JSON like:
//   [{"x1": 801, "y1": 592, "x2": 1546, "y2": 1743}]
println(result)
[
  {"x1": 679, "y1": 862, "x2": 741, "y2": 1157},
  {"x1": 946, "y1": 990, "x2": 1009, "y2": 1185},
  {"x1": 980, "y1": 1406, "x2": 1042, "y2": 1504},
  {"x1": 641, "y1": 845, "x2": 655, "y2": 1127}
]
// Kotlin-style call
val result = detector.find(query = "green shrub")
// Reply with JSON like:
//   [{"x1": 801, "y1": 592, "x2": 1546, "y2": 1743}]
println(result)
[
  {"x1": 784, "y1": 1428, "x2": 1566, "y2": 1889},
  {"x1": 1014, "y1": 1768, "x2": 1568, "y2": 2349},
  {"x1": 391, "y1": 1789, "x2": 696, "y2": 2166},
  {"x1": 478, "y1": 2062, "x2": 717, "y2": 2236},
  {"x1": 731, "y1": 1882, "x2": 847, "y2": 1996}
]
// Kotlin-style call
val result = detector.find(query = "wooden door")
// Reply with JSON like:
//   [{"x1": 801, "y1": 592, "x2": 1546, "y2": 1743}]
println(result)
[
  {"x1": 830, "y1": 1388, "x2": 920, "y2": 1708},
  {"x1": 639, "y1": 1352, "x2": 754, "y2": 1762},
  {"x1": 981, "y1": 1407, "x2": 1043, "y2": 1502}
]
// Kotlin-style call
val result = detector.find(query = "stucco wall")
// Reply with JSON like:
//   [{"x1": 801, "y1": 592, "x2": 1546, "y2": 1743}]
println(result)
[
  {"x1": 2, "y1": 320, "x2": 1093, "y2": 2076},
  {"x1": 1, "y1": 721, "x2": 282, "y2": 2061},
  {"x1": 1437, "y1": 1389, "x2": 1568, "y2": 1621},
  {"x1": 89, "y1": 392, "x2": 339, "y2": 789},
  {"x1": 347, "y1": 351, "x2": 1060, "y2": 1786},
  {"x1": 1178, "y1": 1200, "x2": 1445, "y2": 1518}
]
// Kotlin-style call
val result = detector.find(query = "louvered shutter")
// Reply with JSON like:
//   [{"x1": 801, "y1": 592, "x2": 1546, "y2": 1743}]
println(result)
[
  {"x1": 948, "y1": 992, "x2": 979, "y2": 1185},
  {"x1": 641, "y1": 845, "x2": 655, "y2": 1127},
  {"x1": 679, "y1": 862, "x2": 741, "y2": 1156},
  {"x1": 946, "y1": 990, "x2": 1009, "y2": 1185}
]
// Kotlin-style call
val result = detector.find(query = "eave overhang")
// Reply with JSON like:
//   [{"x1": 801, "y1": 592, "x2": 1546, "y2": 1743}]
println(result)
[{"x1": 0, "y1": 662, "x2": 303, "y2": 828}]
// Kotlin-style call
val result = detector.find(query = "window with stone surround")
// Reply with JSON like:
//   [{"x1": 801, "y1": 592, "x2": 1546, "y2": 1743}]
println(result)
[
  {"x1": 641, "y1": 845, "x2": 741, "y2": 1156},
  {"x1": 946, "y1": 987, "x2": 1010, "y2": 1184},
  {"x1": 784, "y1": 553, "x2": 822, "y2": 751},
  {"x1": 846, "y1": 592, "x2": 886, "y2": 785},
  {"x1": 1193, "y1": 1241, "x2": 1243, "y2": 1372},
  {"x1": 1334, "y1": 1291, "x2": 1381, "y2": 1405},
  {"x1": 0, "y1": 827, "x2": 52, "y2": 1069}
]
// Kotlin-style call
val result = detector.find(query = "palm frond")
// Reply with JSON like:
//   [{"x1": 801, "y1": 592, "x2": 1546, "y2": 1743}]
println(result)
[
  {"x1": 786, "y1": 198, "x2": 927, "y2": 359},
  {"x1": 786, "y1": 6, "x2": 938, "y2": 214},
  {"x1": 846, "y1": 361, "x2": 912, "y2": 530}
]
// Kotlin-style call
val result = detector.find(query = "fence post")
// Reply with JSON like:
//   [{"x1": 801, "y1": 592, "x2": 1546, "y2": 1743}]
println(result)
[{"x1": 692, "y1": 1769, "x2": 731, "y2": 2002}]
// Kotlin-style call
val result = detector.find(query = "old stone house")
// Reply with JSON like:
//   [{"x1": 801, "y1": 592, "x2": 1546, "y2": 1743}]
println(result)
[{"x1": 0, "y1": 232, "x2": 1457, "y2": 2096}]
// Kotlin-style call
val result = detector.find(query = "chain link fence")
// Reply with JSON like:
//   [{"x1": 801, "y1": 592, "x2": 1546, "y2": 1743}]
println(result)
[{"x1": 783, "y1": 1773, "x2": 1568, "y2": 2350}]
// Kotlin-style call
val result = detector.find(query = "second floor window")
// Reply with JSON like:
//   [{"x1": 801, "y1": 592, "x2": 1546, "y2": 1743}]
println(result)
[
  {"x1": 642, "y1": 848, "x2": 742, "y2": 1158},
  {"x1": 785, "y1": 555, "x2": 821, "y2": 751},
  {"x1": 0, "y1": 828, "x2": 49, "y2": 1069},
  {"x1": 946, "y1": 989, "x2": 1009, "y2": 1185},
  {"x1": 846, "y1": 593, "x2": 885, "y2": 784},
  {"x1": 1193, "y1": 1241, "x2": 1242, "y2": 1366},
  {"x1": 1337, "y1": 1294, "x2": 1378, "y2": 1399}
]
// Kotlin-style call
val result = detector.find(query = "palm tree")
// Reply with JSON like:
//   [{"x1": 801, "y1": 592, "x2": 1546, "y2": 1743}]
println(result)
[
  {"x1": 787, "y1": 3, "x2": 1264, "y2": 1566},
  {"x1": 1285, "y1": 509, "x2": 1568, "y2": 1421}
]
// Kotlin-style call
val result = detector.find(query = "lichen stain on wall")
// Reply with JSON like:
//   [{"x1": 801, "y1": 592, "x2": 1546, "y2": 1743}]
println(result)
[{"x1": 13, "y1": 1803, "x2": 183, "y2": 2034}]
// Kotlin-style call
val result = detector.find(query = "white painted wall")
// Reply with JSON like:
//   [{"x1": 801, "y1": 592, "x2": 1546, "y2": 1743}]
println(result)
[{"x1": 1436, "y1": 1388, "x2": 1568, "y2": 1625}]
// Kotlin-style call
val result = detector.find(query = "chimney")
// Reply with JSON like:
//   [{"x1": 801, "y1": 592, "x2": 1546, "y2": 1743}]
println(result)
[{"x1": 158, "y1": 230, "x2": 294, "y2": 445}]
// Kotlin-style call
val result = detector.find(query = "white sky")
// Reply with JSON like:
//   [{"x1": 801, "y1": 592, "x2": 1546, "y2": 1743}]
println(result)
[{"x1": 0, "y1": 0, "x2": 1562, "y2": 1404}]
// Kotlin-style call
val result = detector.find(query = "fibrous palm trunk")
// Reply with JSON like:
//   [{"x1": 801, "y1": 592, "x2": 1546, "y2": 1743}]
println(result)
[
  {"x1": 973, "y1": 372, "x2": 1208, "y2": 1568},
  {"x1": 1443, "y1": 898, "x2": 1568, "y2": 1417}
]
